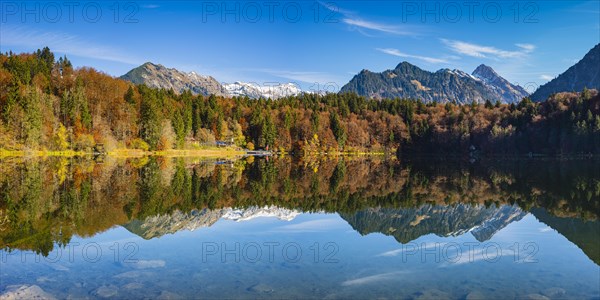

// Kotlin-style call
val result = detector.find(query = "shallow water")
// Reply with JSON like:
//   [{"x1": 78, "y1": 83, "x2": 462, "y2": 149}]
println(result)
[{"x1": 1, "y1": 157, "x2": 599, "y2": 299}]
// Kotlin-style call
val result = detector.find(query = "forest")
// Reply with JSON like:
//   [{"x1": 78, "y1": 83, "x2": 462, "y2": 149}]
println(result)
[{"x1": 1, "y1": 48, "x2": 599, "y2": 155}]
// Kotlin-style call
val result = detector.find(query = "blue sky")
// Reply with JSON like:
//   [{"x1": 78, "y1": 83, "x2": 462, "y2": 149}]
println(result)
[{"x1": 1, "y1": 1, "x2": 599, "y2": 92}]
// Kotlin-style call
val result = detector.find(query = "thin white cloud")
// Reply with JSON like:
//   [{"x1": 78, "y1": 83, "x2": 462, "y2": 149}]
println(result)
[
  {"x1": 317, "y1": 1, "x2": 355, "y2": 16},
  {"x1": 376, "y1": 242, "x2": 448, "y2": 257},
  {"x1": 439, "y1": 247, "x2": 524, "y2": 267},
  {"x1": 377, "y1": 248, "x2": 404, "y2": 257},
  {"x1": 540, "y1": 74, "x2": 554, "y2": 81},
  {"x1": 142, "y1": 4, "x2": 160, "y2": 9},
  {"x1": 376, "y1": 48, "x2": 449, "y2": 64},
  {"x1": 515, "y1": 43, "x2": 536, "y2": 52},
  {"x1": 441, "y1": 39, "x2": 535, "y2": 59},
  {"x1": 0, "y1": 26, "x2": 139, "y2": 65},
  {"x1": 319, "y1": 2, "x2": 421, "y2": 36},
  {"x1": 342, "y1": 18, "x2": 415, "y2": 36},
  {"x1": 341, "y1": 271, "x2": 408, "y2": 286}
]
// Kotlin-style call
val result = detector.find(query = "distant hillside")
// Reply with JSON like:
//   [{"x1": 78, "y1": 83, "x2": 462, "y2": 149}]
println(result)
[
  {"x1": 531, "y1": 44, "x2": 600, "y2": 101},
  {"x1": 120, "y1": 62, "x2": 228, "y2": 96},
  {"x1": 340, "y1": 62, "x2": 528, "y2": 104}
]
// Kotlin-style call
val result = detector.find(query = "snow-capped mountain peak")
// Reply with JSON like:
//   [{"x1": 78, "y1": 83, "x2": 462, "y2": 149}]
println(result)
[
  {"x1": 222, "y1": 206, "x2": 301, "y2": 222},
  {"x1": 223, "y1": 82, "x2": 302, "y2": 99}
]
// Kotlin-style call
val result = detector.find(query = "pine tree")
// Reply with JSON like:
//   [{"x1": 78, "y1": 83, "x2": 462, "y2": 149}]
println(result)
[
  {"x1": 484, "y1": 100, "x2": 493, "y2": 109},
  {"x1": 139, "y1": 93, "x2": 162, "y2": 149},
  {"x1": 330, "y1": 113, "x2": 347, "y2": 149},
  {"x1": 125, "y1": 86, "x2": 135, "y2": 104},
  {"x1": 310, "y1": 110, "x2": 320, "y2": 133},
  {"x1": 22, "y1": 88, "x2": 43, "y2": 148}
]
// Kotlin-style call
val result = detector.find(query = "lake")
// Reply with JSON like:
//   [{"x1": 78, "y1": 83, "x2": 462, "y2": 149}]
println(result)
[{"x1": 1, "y1": 156, "x2": 599, "y2": 299}]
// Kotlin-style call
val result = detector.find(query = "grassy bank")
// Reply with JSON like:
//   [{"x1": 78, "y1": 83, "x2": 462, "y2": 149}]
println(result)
[
  {"x1": 0, "y1": 147, "x2": 246, "y2": 158},
  {"x1": 0, "y1": 149, "x2": 89, "y2": 157},
  {"x1": 1, "y1": 145, "x2": 398, "y2": 159}
]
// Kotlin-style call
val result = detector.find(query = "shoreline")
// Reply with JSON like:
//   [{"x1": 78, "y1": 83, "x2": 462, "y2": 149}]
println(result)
[
  {"x1": 0, "y1": 148, "x2": 247, "y2": 158},
  {"x1": 0, "y1": 149, "x2": 393, "y2": 159},
  {"x1": 1, "y1": 148, "x2": 596, "y2": 160}
]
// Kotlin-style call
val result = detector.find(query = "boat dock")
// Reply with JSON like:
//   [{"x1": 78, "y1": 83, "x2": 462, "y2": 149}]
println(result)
[{"x1": 245, "y1": 150, "x2": 273, "y2": 156}]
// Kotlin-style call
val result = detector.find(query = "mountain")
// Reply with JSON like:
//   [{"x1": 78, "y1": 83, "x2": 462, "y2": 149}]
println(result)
[
  {"x1": 339, "y1": 204, "x2": 526, "y2": 243},
  {"x1": 531, "y1": 44, "x2": 600, "y2": 101},
  {"x1": 120, "y1": 62, "x2": 228, "y2": 96},
  {"x1": 223, "y1": 81, "x2": 302, "y2": 99},
  {"x1": 123, "y1": 208, "x2": 227, "y2": 240},
  {"x1": 339, "y1": 62, "x2": 528, "y2": 104},
  {"x1": 221, "y1": 206, "x2": 301, "y2": 222},
  {"x1": 123, "y1": 206, "x2": 300, "y2": 239},
  {"x1": 121, "y1": 63, "x2": 304, "y2": 99},
  {"x1": 472, "y1": 64, "x2": 529, "y2": 103}
]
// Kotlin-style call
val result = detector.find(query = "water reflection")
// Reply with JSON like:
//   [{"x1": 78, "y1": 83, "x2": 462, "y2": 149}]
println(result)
[
  {"x1": 0, "y1": 156, "x2": 599, "y2": 298},
  {"x1": 340, "y1": 204, "x2": 527, "y2": 243}
]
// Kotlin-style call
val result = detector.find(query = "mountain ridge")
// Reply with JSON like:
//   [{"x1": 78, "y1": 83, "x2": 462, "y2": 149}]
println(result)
[
  {"x1": 339, "y1": 204, "x2": 527, "y2": 244},
  {"x1": 530, "y1": 43, "x2": 600, "y2": 101},
  {"x1": 223, "y1": 81, "x2": 302, "y2": 99},
  {"x1": 120, "y1": 62, "x2": 228, "y2": 96},
  {"x1": 123, "y1": 206, "x2": 301, "y2": 239},
  {"x1": 121, "y1": 62, "x2": 304, "y2": 99},
  {"x1": 340, "y1": 62, "x2": 529, "y2": 104}
]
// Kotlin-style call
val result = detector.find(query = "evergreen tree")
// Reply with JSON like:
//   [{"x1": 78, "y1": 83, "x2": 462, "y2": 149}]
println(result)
[
  {"x1": 330, "y1": 113, "x2": 347, "y2": 149},
  {"x1": 139, "y1": 92, "x2": 162, "y2": 149}
]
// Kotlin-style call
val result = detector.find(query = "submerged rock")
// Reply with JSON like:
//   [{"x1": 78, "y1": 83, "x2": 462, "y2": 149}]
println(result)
[
  {"x1": 521, "y1": 294, "x2": 550, "y2": 300},
  {"x1": 128, "y1": 259, "x2": 166, "y2": 269},
  {"x1": 91, "y1": 285, "x2": 118, "y2": 298},
  {"x1": 247, "y1": 283, "x2": 274, "y2": 294},
  {"x1": 414, "y1": 289, "x2": 451, "y2": 300},
  {"x1": 541, "y1": 287, "x2": 566, "y2": 298},
  {"x1": 157, "y1": 291, "x2": 182, "y2": 300},
  {"x1": 465, "y1": 291, "x2": 486, "y2": 300},
  {"x1": 121, "y1": 283, "x2": 144, "y2": 290},
  {"x1": 36, "y1": 277, "x2": 56, "y2": 283},
  {"x1": 0, "y1": 285, "x2": 56, "y2": 300},
  {"x1": 113, "y1": 270, "x2": 153, "y2": 279}
]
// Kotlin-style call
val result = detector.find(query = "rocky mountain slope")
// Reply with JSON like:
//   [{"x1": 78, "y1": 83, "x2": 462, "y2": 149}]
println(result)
[
  {"x1": 339, "y1": 204, "x2": 526, "y2": 243},
  {"x1": 120, "y1": 62, "x2": 228, "y2": 96},
  {"x1": 531, "y1": 43, "x2": 600, "y2": 101},
  {"x1": 472, "y1": 64, "x2": 529, "y2": 103},
  {"x1": 123, "y1": 206, "x2": 300, "y2": 239},
  {"x1": 340, "y1": 62, "x2": 528, "y2": 104},
  {"x1": 121, "y1": 63, "x2": 303, "y2": 99}
]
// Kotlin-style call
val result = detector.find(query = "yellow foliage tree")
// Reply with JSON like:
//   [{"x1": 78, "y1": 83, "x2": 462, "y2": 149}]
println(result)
[{"x1": 54, "y1": 123, "x2": 69, "y2": 150}]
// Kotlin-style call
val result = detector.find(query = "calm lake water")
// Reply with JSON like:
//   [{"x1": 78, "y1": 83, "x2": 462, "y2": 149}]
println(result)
[{"x1": 1, "y1": 156, "x2": 599, "y2": 299}]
